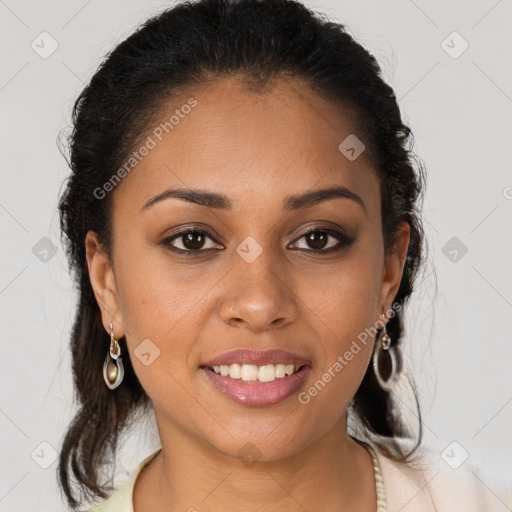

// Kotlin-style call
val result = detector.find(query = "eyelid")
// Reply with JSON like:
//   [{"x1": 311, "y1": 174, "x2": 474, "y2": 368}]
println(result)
[
  {"x1": 293, "y1": 223, "x2": 351, "y2": 240},
  {"x1": 160, "y1": 222, "x2": 224, "y2": 243}
]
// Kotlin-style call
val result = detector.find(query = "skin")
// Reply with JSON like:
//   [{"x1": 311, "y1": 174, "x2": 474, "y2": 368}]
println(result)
[{"x1": 86, "y1": 76, "x2": 409, "y2": 511}]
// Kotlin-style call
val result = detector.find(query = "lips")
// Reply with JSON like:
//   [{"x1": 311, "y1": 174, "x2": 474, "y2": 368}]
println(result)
[
  {"x1": 201, "y1": 348, "x2": 312, "y2": 367},
  {"x1": 199, "y1": 348, "x2": 312, "y2": 406}
]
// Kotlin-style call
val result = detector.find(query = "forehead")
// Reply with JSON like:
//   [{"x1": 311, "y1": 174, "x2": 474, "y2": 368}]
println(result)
[{"x1": 112, "y1": 76, "x2": 379, "y2": 218}]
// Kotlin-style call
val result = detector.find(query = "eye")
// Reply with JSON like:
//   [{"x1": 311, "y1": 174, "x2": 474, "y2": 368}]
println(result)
[
  {"x1": 160, "y1": 229, "x2": 223, "y2": 253},
  {"x1": 289, "y1": 227, "x2": 355, "y2": 253}
]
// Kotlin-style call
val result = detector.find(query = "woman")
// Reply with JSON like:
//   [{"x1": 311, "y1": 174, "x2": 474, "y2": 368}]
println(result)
[{"x1": 56, "y1": 0, "x2": 500, "y2": 510}]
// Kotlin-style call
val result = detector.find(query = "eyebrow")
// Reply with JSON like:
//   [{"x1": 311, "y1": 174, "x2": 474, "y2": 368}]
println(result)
[{"x1": 140, "y1": 185, "x2": 366, "y2": 214}]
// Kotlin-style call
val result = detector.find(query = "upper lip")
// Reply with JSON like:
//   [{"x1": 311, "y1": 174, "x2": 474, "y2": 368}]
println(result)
[{"x1": 201, "y1": 348, "x2": 312, "y2": 368}]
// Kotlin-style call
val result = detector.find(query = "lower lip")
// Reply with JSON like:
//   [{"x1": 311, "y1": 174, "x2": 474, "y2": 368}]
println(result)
[{"x1": 201, "y1": 365, "x2": 311, "y2": 407}]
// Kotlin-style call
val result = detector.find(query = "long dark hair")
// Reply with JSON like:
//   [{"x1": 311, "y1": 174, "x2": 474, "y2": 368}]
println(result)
[{"x1": 57, "y1": 0, "x2": 427, "y2": 509}]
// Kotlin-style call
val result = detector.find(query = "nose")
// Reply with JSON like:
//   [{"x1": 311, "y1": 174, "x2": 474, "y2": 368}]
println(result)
[{"x1": 219, "y1": 249, "x2": 299, "y2": 332}]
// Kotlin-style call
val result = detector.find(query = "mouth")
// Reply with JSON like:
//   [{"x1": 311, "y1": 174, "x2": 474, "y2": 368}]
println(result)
[
  {"x1": 199, "y1": 349, "x2": 311, "y2": 407},
  {"x1": 199, "y1": 349, "x2": 312, "y2": 406}
]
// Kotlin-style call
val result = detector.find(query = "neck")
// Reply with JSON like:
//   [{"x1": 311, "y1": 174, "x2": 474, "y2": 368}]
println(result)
[{"x1": 134, "y1": 411, "x2": 377, "y2": 512}]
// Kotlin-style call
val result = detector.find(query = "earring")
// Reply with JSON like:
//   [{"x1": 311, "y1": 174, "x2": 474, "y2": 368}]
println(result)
[
  {"x1": 103, "y1": 322, "x2": 124, "y2": 390},
  {"x1": 372, "y1": 314, "x2": 398, "y2": 390}
]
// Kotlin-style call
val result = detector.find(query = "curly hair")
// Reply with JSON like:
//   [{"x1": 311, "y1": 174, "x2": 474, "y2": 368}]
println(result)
[{"x1": 57, "y1": 0, "x2": 427, "y2": 509}]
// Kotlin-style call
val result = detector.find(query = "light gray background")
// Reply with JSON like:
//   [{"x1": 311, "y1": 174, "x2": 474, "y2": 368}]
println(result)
[{"x1": 1, "y1": 0, "x2": 511, "y2": 510}]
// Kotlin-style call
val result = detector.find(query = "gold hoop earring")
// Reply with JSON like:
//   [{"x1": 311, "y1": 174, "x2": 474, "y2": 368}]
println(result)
[{"x1": 103, "y1": 322, "x2": 124, "y2": 390}]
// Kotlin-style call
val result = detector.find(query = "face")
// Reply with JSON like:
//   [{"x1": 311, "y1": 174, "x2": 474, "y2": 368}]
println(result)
[{"x1": 86, "y1": 76, "x2": 409, "y2": 462}]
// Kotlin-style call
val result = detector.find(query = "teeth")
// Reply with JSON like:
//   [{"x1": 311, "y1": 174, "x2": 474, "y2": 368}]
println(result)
[
  {"x1": 209, "y1": 363, "x2": 302, "y2": 382},
  {"x1": 275, "y1": 364, "x2": 286, "y2": 378},
  {"x1": 229, "y1": 363, "x2": 241, "y2": 379},
  {"x1": 241, "y1": 364, "x2": 259, "y2": 381},
  {"x1": 258, "y1": 364, "x2": 275, "y2": 383}
]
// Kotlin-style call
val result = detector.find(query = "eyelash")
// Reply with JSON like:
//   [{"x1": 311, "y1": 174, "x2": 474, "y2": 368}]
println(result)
[{"x1": 160, "y1": 227, "x2": 355, "y2": 255}]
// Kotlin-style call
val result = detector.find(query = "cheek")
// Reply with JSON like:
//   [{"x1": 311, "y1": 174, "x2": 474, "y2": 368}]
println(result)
[
  {"x1": 114, "y1": 239, "x2": 203, "y2": 337},
  {"x1": 297, "y1": 270, "x2": 378, "y2": 415},
  {"x1": 297, "y1": 246, "x2": 381, "y2": 396},
  {"x1": 301, "y1": 249, "x2": 382, "y2": 338},
  {"x1": 113, "y1": 248, "x2": 225, "y2": 397}
]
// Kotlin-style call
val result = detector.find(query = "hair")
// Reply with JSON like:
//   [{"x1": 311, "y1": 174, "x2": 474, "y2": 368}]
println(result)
[{"x1": 57, "y1": 0, "x2": 427, "y2": 509}]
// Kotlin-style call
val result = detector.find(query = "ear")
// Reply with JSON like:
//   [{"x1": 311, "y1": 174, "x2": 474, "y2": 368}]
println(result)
[
  {"x1": 85, "y1": 230, "x2": 125, "y2": 337},
  {"x1": 378, "y1": 221, "x2": 410, "y2": 317}
]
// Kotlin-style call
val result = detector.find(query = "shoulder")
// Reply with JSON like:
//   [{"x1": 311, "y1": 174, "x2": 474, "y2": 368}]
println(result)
[
  {"x1": 373, "y1": 443, "x2": 508, "y2": 512},
  {"x1": 83, "y1": 449, "x2": 162, "y2": 512}
]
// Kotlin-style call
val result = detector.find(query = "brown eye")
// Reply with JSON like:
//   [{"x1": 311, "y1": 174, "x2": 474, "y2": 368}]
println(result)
[
  {"x1": 182, "y1": 231, "x2": 206, "y2": 250},
  {"x1": 290, "y1": 228, "x2": 355, "y2": 253},
  {"x1": 305, "y1": 231, "x2": 328, "y2": 250},
  {"x1": 161, "y1": 229, "x2": 223, "y2": 253}
]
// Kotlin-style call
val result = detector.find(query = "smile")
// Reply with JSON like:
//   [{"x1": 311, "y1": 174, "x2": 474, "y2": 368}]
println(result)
[{"x1": 207, "y1": 363, "x2": 303, "y2": 382}]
